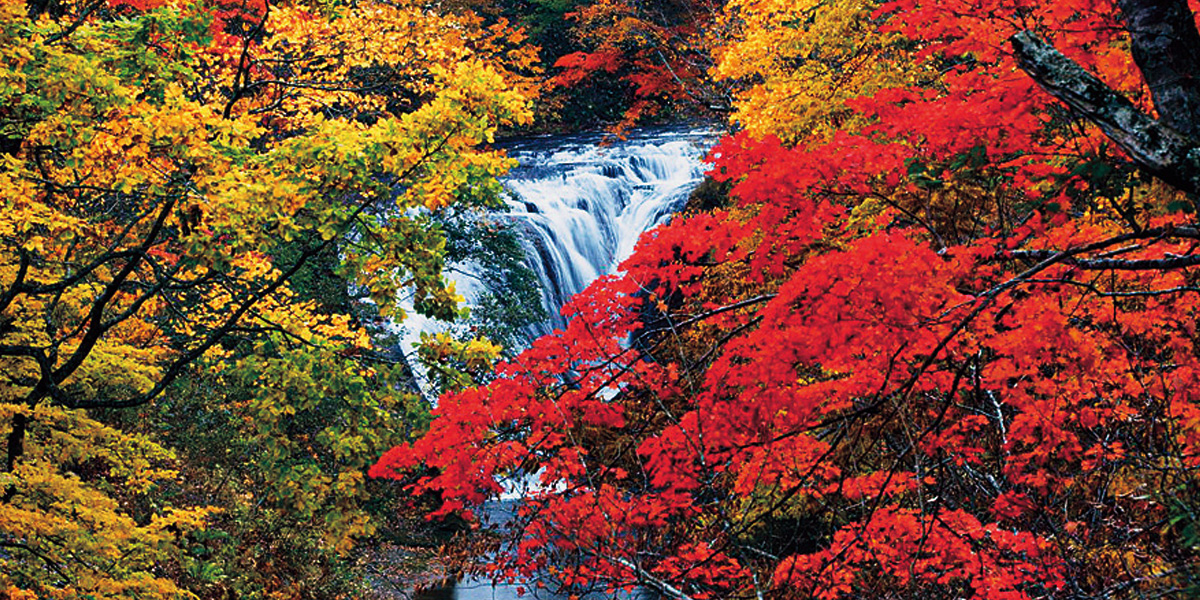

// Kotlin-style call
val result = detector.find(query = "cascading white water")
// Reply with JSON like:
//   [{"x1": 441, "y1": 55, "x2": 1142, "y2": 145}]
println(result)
[
  {"x1": 398, "y1": 127, "x2": 714, "y2": 398},
  {"x1": 501, "y1": 128, "x2": 713, "y2": 336}
]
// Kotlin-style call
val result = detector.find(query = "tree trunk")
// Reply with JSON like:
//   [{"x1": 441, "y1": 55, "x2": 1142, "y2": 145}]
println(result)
[{"x1": 1117, "y1": 0, "x2": 1200, "y2": 139}]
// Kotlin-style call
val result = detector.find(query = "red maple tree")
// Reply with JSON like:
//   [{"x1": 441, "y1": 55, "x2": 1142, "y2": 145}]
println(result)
[{"x1": 374, "y1": 1, "x2": 1200, "y2": 598}]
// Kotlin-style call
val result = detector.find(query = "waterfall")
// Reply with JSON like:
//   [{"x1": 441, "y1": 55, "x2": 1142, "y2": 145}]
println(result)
[
  {"x1": 502, "y1": 128, "x2": 713, "y2": 336},
  {"x1": 382, "y1": 128, "x2": 714, "y2": 599},
  {"x1": 398, "y1": 127, "x2": 715, "y2": 397}
]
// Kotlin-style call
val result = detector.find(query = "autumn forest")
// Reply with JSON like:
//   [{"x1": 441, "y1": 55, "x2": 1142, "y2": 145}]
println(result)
[{"x1": 4, "y1": 0, "x2": 1200, "y2": 598}]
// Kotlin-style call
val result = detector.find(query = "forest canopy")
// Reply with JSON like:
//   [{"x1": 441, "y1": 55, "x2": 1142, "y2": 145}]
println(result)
[
  {"x1": 7, "y1": 0, "x2": 1200, "y2": 598},
  {"x1": 0, "y1": 0, "x2": 532, "y2": 595}
]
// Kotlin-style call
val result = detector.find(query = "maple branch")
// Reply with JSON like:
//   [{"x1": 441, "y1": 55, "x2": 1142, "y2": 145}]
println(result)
[
  {"x1": 673, "y1": 232, "x2": 1189, "y2": 568},
  {"x1": 1009, "y1": 250, "x2": 1200, "y2": 270},
  {"x1": 592, "y1": 552, "x2": 698, "y2": 600},
  {"x1": 743, "y1": 225, "x2": 1184, "y2": 461},
  {"x1": 639, "y1": 294, "x2": 775, "y2": 333},
  {"x1": 1025, "y1": 279, "x2": 1200, "y2": 297},
  {"x1": 1001, "y1": 224, "x2": 1200, "y2": 270},
  {"x1": 1010, "y1": 30, "x2": 1200, "y2": 197}
]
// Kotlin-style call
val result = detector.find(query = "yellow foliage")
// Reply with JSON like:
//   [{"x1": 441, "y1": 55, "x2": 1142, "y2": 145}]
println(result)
[
  {"x1": 0, "y1": 403, "x2": 217, "y2": 599},
  {"x1": 0, "y1": 0, "x2": 535, "y2": 595},
  {"x1": 714, "y1": 0, "x2": 922, "y2": 142}
]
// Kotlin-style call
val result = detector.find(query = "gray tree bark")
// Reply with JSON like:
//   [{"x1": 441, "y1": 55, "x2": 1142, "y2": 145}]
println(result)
[
  {"x1": 1117, "y1": 0, "x2": 1200, "y2": 139},
  {"x1": 1011, "y1": 29, "x2": 1200, "y2": 197}
]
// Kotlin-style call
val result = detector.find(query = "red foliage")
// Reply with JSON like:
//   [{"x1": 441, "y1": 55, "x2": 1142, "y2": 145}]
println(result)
[
  {"x1": 553, "y1": 50, "x2": 626, "y2": 87},
  {"x1": 375, "y1": 0, "x2": 1200, "y2": 598},
  {"x1": 548, "y1": 0, "x2": 726, "y2": 128}
]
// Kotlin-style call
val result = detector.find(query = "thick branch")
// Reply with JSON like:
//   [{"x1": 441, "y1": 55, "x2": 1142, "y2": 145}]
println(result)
[
  {"x1": 12, "y1": 249, "x2": 140, "y2": 297},
  {"x1": 68, "y1": 236, "x2": 318, "y2": 410},
  {"x1": 601, "y1": 554, "x2": 697, "y2": 600},
  {"x1": 70, "y1": 190, "x2": 393, "y2": 410},
  {"x1": 1010, "y1": 30, "x2": 1200, "y2": 196},
  {"x1": 222, "y1": 7, "x2": 270, "y2": 120},
  {"x1": 0, "y1": 249, "x2": 29, "y2": 314},
  {"x1": 1117, "y1": 0, "x2": 1200, "y2": 139},
  {"x1": 1009, "y1": 250, "x2": 1200, "y2": 270},
  {"x1": 4, "y1": 413, "x2": 27, "y2": 477},
  {"x1": 1003, "y1": 224, "x2": 1200, "y2": 269},
  {"x1": 48, "y1": 194, "x2": 177, "y2": 388}
]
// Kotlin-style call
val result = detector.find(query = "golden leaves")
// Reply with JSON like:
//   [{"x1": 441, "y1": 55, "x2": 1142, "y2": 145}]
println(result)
[
  {"x1": 0, "y1": 0, "x2": 535, "y2": 594},
  {"x1": 715, "y1": 0, "x2": 918, "y2": 142},
  {"x1": 0, "y1": 403, "x2": 217, "y2": 599}
]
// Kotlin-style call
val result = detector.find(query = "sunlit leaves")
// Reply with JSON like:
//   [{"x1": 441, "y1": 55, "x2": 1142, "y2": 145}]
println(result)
[
  {"x1": 376, "y1": 0, "x2": 1200, "y2": 598},
  {"x1": 1, "y1": 0, "x2": 534, "y2": 594}
]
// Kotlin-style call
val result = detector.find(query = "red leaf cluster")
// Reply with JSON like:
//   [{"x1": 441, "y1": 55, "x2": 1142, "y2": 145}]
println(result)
[{"x1": 375, "y1": 0, "x2": 1200, "y2": 597}]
